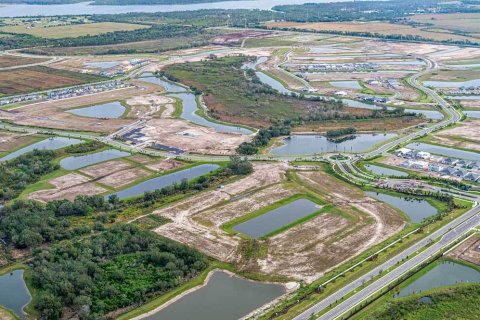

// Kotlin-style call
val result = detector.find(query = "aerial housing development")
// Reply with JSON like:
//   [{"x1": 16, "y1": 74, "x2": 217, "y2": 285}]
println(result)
[{"x1": 0, "y1": 0, "x2": 479, "y2": 320}]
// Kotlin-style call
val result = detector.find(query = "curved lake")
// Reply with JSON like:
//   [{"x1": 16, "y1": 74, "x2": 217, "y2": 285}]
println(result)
[
  {"x1": 0, "y1": 137, "x2": 82, "y2": 161},
  {"x1": 106, "y1": 163, "x2": 219, "y2": 199},
  {"x1": 406, "y1": 142, "x2": 480, "y2": 161},
  {"x1": 398, "y1": 261, "x2": 480, "y2": 297},
  {"x1": 67, "y1": 101, "x2": 126, "y2": 119},
  {"x1": 143, "y1": 270, "x2": 285, "y2": 320},
  {"x1": 167, "y1": 92, "x2": 252, "y2": 134},
  {"x1": 343, "y1": 99, "x2": 443, "y2": 120},
  {"x1": 366, "y1": 191, "x2": 438, "y2": 223},
  {"x1": 270, "y1": 133, "x2": 397, "y2": 156},
  {"x1": 139, "y1": 74, "x2": 187, "y2": 92},
  {"x1": 60, "y1": 149, "x2": 130, "y2": 170},
  {"x1": 0, "y1": 269, "x2": 31, "y2": 318},
  {"x1": 364, "y1": 164, "x2": 408, "y2": 177},
  {"x1": 0, "y1": 0, "x2": 344, "y2": 17},
  {"x1": 233, "y1": 198, "x2": 320, "y2": 238}
]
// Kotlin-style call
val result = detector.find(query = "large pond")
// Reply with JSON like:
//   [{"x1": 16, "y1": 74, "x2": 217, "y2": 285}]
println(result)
[
  {"x1": 343, "y1": 99, "x2": 443, "y2": 120},
  {"x1": 84, "y1": 61, "x2": 121, "y2": 69},
  {"x1": 60, "y1": 149, "x2": 130, "y2": 170},
  {"x1": 167, "y1": 92, "x2": 252, "y2": 134},
  {"x1": 0, "y1": 0, "x2": 346, "y2": 17},
  {"x1": 330, "y1": 81, "x2": 362, "y2": 89},
  {"x1": 406, "y1": 142, "x2": 480, "y2": 161},
  {"x1": 66, "y1": 101, "x2": 126, "y2": 119},
  {"x1": 0, "y1": 137, "x2": 82, "y2": 162},
  {"x1": 106, "y1": 164, "x2": 219, "y2": 199},
  {"x1": 463, "y1": 110, "x2": 480, "y2": 119},
  {"x1": 270, "y1": 133, "x2": 397, "y2": 156},
  {"x1": 0, "y1": 269, "x2": 31, "y2": 318},
  {"x1": 143, "y1": 270, "x2": 285, "y2": 320},
  {"x1": 255, "y1": 71, "x2": 294, "y2": 95},
  {"x1": 139, "y1": 73, "x2": 187, "y2": 92},
  {"x1": 424, "y1": 79, "x2": 480, "y2": 88},
  {"x1": 398, "y1": 261, "x2": 480, "y2": 297},
  {"x1": 364, "y1": 164, "x2": 408, "y2": 177},
  {"x1": 366, "y1": 191, "x2": 438, "y2": 223},
  {"x1": 233, "y1": 198, "x2": 320, "y2": 238},
  {"x1": 447, "y1": 95, "x2": 480, "y2": 100}
]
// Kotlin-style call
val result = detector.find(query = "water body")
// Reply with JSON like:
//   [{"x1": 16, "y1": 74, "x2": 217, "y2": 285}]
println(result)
[
  {"x1": 366, "y1": 191, "x2": 438, "y2": 223},
  {"x1": 424, "y1": 79, "x2": 480, "y2": 88},
  {"x1": 464, "y1": 110, "x2": 480, "y2": 118},
  {"x1": 167, "y1": 92, "x2": 252, "y2": 134},
  {"x1": 106, "y1": 164, "x2": 219, "y2": 199},
  {"x1": 84, "y1": 61, "x2": 121, "y2": 69},
  {"x1": 330, "y1": 81, "x2": 362, "y2": 90},
  {"x1": 0, "y1": 269, "x2": 31, "y2": 318},
  {"x1": 143, "y1": 271, "x2": 285, "y2": 320},
  {"x1": 407, "y1": 142, "x2": 480, "y2": 161},
  {"x1": 375, "y1": 60, "x2": 425, "y2": 66},
  {"x1": 398, "y1": 261, "x2": 480, "y2": 297},
  {"x1": 0, "y1": 137, "x2": 82, "y2": 161},
  {"x1": 139, "y1": 74, "x2": 187, "y2": 92},
  {"x1": 364, "y1": 164, "x2": 408, "y2": 177},
  {"x1": 66, "y1": 101, "x2": 126, "y2": 119},
  {"x1": 447, "y1": 95, "x2": 480, "y2": 100},
  {"x1": 255, "y1": 71, "x2": 294, "y2": 95},
  {"x1": 447, "y1": 63, "x2": 480, "y2": 69},
  {"x1": 59, "y1": 149, "x2": 130, "y2": 170},
  {"x1": 233, "y1": 198, "x2": 320, "y2": 238},
  {"x1": 270, "y1": 133, "x2": 397, "y2": 156},
  {"x1": 0, "y1": 0, "x2": 345, "y2": 17}
]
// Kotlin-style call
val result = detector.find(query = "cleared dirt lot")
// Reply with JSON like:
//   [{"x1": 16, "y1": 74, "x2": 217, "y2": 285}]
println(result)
[
  {"x1": 0, "y1": 131, "x2": 38, "y2": 153},
  {"x1": 29, "y1": 173, "x2": 106, "y2": 202},
  {"x1": 0, "y1": 54, "x2": 49, "y2": 68},
  {"x1": 430, "y1": 120, "x2": 480, "y2": 152},
  {"x1": 447, "y1": 236, "x2": 480, "y2": 266},
  {"x1": 0, "y1": 80, "x2": 162, "y2": 133},
  {"x1": 146, "y1": 159, "x2": 183, "y2": 172},
  {"x1": 151, "y1": 163, "x2": 405, "y2": 282},
  {"x1": 139, "y1": 119, "x2": 252, "y2": 155}
]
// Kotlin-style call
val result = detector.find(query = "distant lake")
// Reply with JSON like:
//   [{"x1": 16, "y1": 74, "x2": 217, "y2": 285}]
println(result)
[
  {"x1": 66, "y1": 101, "x2": 126, "y2": 119},
  {"x1": 0, "y1": 0, "x2": 348, "y2": 17}
]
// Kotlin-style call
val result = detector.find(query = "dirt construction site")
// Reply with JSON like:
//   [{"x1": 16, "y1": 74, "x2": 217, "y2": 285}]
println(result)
[
  {"x1": 447, "y1": 235, "x2": 480, "y2": 266},
  {"x1": 149, "y1": 163, "x2": 405, "y2": 282}
]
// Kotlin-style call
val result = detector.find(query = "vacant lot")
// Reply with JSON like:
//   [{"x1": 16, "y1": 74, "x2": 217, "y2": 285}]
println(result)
[
  {"x1": 447, "y1": 235, "x2": 480, "y2": 266},
  {"x1": 0, "y1": 22, "x2": 148, "y2": 39},
  {"x1": 0, "y1": 131, "x2": 39, "y2": 154},
  {"x1": 151, "y1": 163, "x2": 405, "y2": 282},
  {"x1": 410, "y1": 13, "x2": 480, "y2": 34},
  {"x1": 0, "y1": 66, "x2": 105, "y2": 95},
  {"x1": 265, "y1": 21, "x2": 479, "y2": 43},
  {"x1": 429, "y1": 120, "x2": 480, "y2": 152},
  {"x1": 0, "y1": 54, "x2": 49, "y2": 68}
]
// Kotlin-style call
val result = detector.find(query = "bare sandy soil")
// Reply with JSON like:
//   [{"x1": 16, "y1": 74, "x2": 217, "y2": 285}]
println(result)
[
  {"x1": 79, "y1": 159, "x2": 132, "y2": 178},
  {"x1": 0, "y1": 80, "x2": 162, "y2": 133},
  {"x1": 128, "y1": 154, "x2": 156, "y2": 164},
  {"x1": 0, "y1": 131, "x2": 37, "y2": 153},
  {"x1": 125, "y1": 94, "x2": 175, "y2": 119},
  {"x1": 447, "y1": 236, "x2": 480, "y2": 266},
  {"x1": 431, "y1": 120, "x2": 480, "y2": 151},
  {"x1": 29, "y1": 173, "x2": 106, "y2": 202},
  {"x1": 150, "y1": 163, "x2": 405, "y2": 282},
  {"x1": 146, "y1": 159, "x2": 183, "y2": 172},
  {"x1": 139, "y1": 119, "x2": 252, "y2": 155},
  {"x1": 98, "y1": 167, "x2": 150, "y2": 188}
]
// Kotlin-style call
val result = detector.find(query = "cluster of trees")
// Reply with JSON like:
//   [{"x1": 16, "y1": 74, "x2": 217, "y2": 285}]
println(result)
[
  {"x1": 30, "y1": 224, "x2": 208, "y2": 320},
  {"x1": 0, "y1": 195, "x2": 116, "y2": 249},
  {"x1": 237, "y1": 122, "x2": 291, "y2": 155},
  {"x1": 326, "y1": 128, "x2": 356, "y2": 138},
  {"x1": 0, "y1": 150, "x2": 58, "y2": 201},
  {"x1": 64, "y1": 140, "x2": 104, "y2": 154}
]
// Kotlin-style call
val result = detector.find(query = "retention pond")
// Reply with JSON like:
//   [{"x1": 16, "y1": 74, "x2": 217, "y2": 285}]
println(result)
[
  {"x1": 60, "y1": 149, "x2": 130, "y2": 170},
  {"x1": 66, "y1": 101, "x2": 126, "y2": 119},
  {"x1": 0, "y1": 269, "x2": 31, "y2": 318},
  {"x1": 0, "y1": 137, "x2": 82, "y2": 161}
]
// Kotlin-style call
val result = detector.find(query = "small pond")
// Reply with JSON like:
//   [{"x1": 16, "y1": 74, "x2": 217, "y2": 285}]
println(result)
[
  {"x1": 447, "y1": 95, "x2": 480, "y2": 100},
  {"x1": 424, "y1": 79, "x2": 480, "y2": 88},
  {"x1": 406, "y1": 142, "x2": 480, "y2": 161},
  {"x1": 463, "y1": 110, "x2": 480, "y2": 118},
  {"x1": 398, "y1": 261, "x2": 480, "y2": 297},
  {"x1": 270, "y1": 133, "x2": 397, "y2": 156},
  {"x1": 84, "y1": 61, "x2": 121, "y2": 69},
  {"x1": 232, "y1": 198, "x2": 320, "y2": 238},
  {"x1": 0, "y1": 269, "x2": 31, "y2": 318},
  {"x1": 60, "y1": 149, "x2": 130, "y2": 170},
  {"x1": 167, "y1": 92, "x2": 252, "y2": 134},
  {"x1": 106, "y1": 164, "x2": 219, "y2": 199},
  {"x1": 366, "y1": 191, "x2": 438, "y2": 223},
  {"x1": 330, "y1": 80, "x2": 362, "y2": 90},
  {"x1": 0, "y1": 137, "x2": 82, "y2": 161},
  {"x1": 66, "y1": 101, "x2": 126, "y2": 119},
  {"x1": 142, "y1": 270, "x2": 285, "y2": 320},
  {"x1": 364, "y1": 164, "x2": 408, "y2": 177}
]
